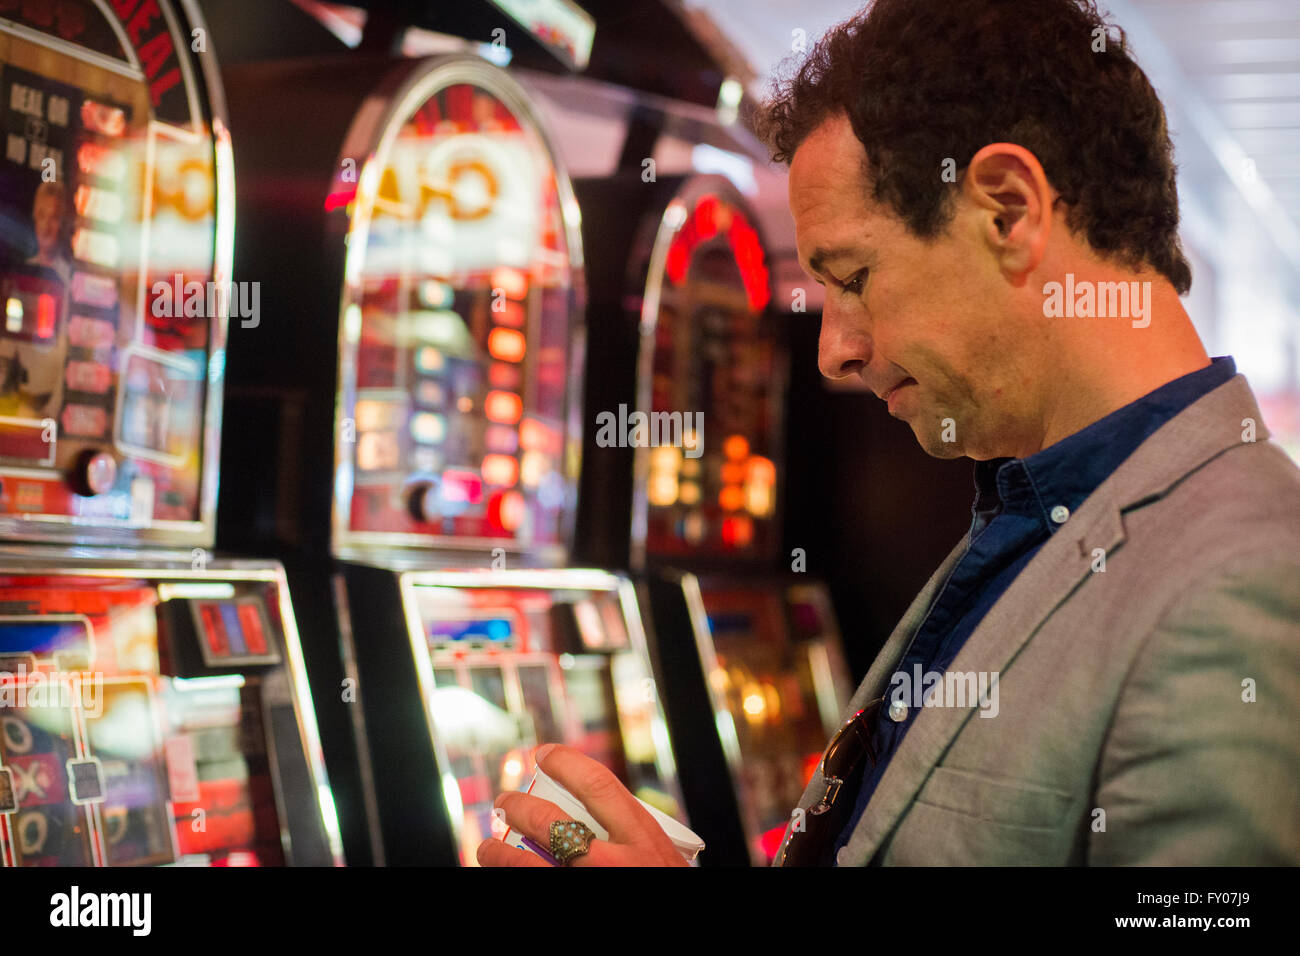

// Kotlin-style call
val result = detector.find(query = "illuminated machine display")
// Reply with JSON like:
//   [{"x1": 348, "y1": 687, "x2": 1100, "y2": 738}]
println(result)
[
  {"x1": 575, "y1": 172, "x2": 854, "y2": 865},
  {"x1": 0, "y1": 0, "x2": 342, "y2": 866},
  {"x1": 219, "y1": 54, "x2": 685, "y2": 866}
]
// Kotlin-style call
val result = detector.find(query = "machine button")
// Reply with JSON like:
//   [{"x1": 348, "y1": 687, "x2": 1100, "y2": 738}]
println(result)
[
  {"x1": 407, "y1": 480, "x2": 438, "y2": 523},
  {"x1": 73, "y1": 451, "x2": 117, "y2": 496}
]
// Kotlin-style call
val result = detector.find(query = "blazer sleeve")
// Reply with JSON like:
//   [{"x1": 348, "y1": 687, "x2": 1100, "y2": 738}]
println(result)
[{"x1": 1089, "y1": 550, "x2": 1300, "y2": 864}]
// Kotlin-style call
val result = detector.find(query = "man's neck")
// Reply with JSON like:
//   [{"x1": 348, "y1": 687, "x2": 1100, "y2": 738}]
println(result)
[{"x1": 1028, "y1": 279, "x2": 1211, "y2": 456}]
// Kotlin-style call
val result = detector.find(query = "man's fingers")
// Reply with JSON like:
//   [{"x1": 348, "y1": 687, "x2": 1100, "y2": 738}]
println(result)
[
  {"x1": 496, "y1": 790, "x2": 572, "y2": 847},
  {"x1": 534, "y1": 744, "x2": 658, "y2": 845},
  {"x1": 494, "y1": 789, "x2": 612, "y2": 866},
  {"x1": 477, "y1": 837, "x2": 548, "y2": 867}
]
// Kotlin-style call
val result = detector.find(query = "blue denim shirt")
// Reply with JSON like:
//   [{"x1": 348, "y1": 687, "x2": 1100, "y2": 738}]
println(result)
[{"x1": 827, "y1": 356, "x2": 1239, "y2": 864}]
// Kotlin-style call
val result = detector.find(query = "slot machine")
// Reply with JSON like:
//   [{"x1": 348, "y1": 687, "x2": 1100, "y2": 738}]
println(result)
[
  {"x1": 575, "y1": 170, "x2": 855, "y2": 865},
  {"x1": 0, "y1": 0, "x2": 342, "y2": 866},
  {"x1": 218, "y1": 54, "x2": 686, "y2": 866}
]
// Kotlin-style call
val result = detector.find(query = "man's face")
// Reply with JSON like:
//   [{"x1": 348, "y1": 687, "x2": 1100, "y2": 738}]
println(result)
[
  {"x1": 790, "y1": 113, "x2": 1043, "y2": 459},
  {"x1": 33, "y1": 191, "x2": 61, "y2": 259}
]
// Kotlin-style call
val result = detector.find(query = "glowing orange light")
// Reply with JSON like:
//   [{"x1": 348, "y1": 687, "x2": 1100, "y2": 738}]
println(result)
[
  {"x1": 357, "y1": 432, "x2": 400, "y2": 471},
  {"x1": 649, "y1": 446, "x2": 682, "y2": 473},
  {"x1": 648, "y1": 472, "x2": 679, "y2": 507},
  {"x1": 519, "y1": 418, "x2": 559, "y2": 454},
  {"x1": 81, "y1": 99, "x2": 125, "y2": 137},
  {"x1": 489, "y1": 363, "x2": 521, "y2": 389},
  {"x1": 491, "y1": 266, "x2": 529, "y2": 300},
  {"x1": 485, "y1": 391, "x2": 522, "y2": 425},
  {"x1": 481, "y1": 453, "x2": 519, "y2": 487},
  {"x1": 721, "y1": 462, "x2": 746, "y2": 485},
  {"x1": 493, "y1": 300, "x2": 526, "y2": 328},
  {"x1": 519, "y1": 450, "x2": 548, "y2": 487},
  {"x1": 719, "y1": 485, "x2": 745, "y2": 512},
  {"x1": 746, "y1": 455, "x2": 776, "y2": 485},
  {"x1": 77, "y1": 142, "x2": 124, "y2": 180},
  {"x1": 723, "y1": 435, "x2": 750, "y2": 461},
  {"x1": 488, "y1": 327, "x2": 526, "y2": 363},
  {"x1": 678, "y1": 481, "x2": 701, "y2": 505}
]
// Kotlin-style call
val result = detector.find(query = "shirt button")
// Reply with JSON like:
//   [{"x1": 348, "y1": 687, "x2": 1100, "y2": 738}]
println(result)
[
  {"x1": 888, "y1": 698, "x2": 908, "y2": 722},
  {"x1": 1050, "y1": 504, "x2": 1070, "y2": 524}
]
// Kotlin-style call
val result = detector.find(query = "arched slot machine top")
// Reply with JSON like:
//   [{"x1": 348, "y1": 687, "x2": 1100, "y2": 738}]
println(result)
[
  {"x1": 326, "y1": 56, "x2": 586, "y2": 566},
  {"x1": 628, "y1": 176, "x2": 782, "y2": 571},
  {"x1": 0, "y1": 0, "x2": 233, "y2": 549}
]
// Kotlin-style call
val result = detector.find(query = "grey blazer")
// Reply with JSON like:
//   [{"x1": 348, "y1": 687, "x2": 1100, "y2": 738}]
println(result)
[{"x1": 776, "y1": 373, "x2": 1300, "y2": 865}]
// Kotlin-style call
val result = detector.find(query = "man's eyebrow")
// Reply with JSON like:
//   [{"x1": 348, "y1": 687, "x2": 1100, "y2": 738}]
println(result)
[{"x1": 807, "y1": 246, "x2": 859, "y2": 276}]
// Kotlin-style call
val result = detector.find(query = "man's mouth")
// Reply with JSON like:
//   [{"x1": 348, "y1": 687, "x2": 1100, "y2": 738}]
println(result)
[
  {"x1": 882, "y1": 378, "x2": 917, "y2": 402},
  {"x1": 883, "y1": 378, "x2": 917, "y2": 415}
]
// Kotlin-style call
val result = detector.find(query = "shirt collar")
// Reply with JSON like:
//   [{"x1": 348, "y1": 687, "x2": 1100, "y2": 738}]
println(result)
[{"x1": 971, "y1": 356, "x2": 1237, "y2": 536}]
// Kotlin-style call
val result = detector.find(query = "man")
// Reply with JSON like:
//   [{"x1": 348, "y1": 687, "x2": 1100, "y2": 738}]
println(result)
[
  {"x1": 0, "y1": 180, "x2": 70, "y2": 419},
  {"x1": 479, "y1": 0, "x2": 1300, "y2": 866}
]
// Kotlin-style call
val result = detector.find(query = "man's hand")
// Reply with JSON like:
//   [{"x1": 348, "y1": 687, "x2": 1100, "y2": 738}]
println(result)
[{"x1": 477, "y1": 744, "x2": 689, "y2": 867}]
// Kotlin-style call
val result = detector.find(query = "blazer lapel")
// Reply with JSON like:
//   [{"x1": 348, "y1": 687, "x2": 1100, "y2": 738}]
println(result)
[
  {"x1": 772, "y1": 536, "x2": 968, "y2": 863},
  {"x1": 836, "y1": 373, "x2": 1267, "y2": 865}
]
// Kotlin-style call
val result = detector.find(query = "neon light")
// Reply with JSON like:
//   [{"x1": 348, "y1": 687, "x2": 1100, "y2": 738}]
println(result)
[
  {"x1": 721, "y1": 515, "x2": 753, "y2": 547},
  {"x1": 678, "y1": 481, "x2": 700, "y2": 506},
  {"x1": 490, "y1": 266, "x2": 529, "y2": 300},
  {"x1": 481, "y1": 453, "x2": 519, "y2": 487},
  {"x1": 489, "y1": 489, "x2": 526, "y2": 531},
  {"x1": 648, "y1": 472, "x2": 678, "y2": 507},
  {"x1": 519, "y1": 450, "x2": 547, "y2": 487},
  {"x1": 488, "y1": 327, "x2": 526, "y2": 363},
  {"x1": 77, "y1": 142, "x2": 125, "y2": 180},
  {"x1": 36, "y1": 294, "x2": 56, "y2": 339},
  {"x1": 723, "y1": 435, "x2": 749, "y2": 461},
  {"x1": 490, "y1": 363, "x2": 522, "y2": 389},
  {"x1": 441, "y1": 469, "x2": 483, "y2": 504},
  {"x1": 485, "y1": 390, "x2": 522, "y2": 425}
]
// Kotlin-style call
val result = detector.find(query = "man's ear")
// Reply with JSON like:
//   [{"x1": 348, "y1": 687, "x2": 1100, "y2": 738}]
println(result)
[{"x1": 962, "y1": 143, "x2": 1054, "y2": 280}]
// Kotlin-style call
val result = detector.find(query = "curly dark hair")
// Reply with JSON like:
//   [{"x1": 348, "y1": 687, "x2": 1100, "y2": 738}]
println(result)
[{"x1": 755, "y1": 0, "x2": 1192, "y2": 293}]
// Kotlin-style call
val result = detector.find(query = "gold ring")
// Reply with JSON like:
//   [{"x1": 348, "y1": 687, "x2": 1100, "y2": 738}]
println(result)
[{"x1": 549, "y1": 819, "x2": 596, "y2": 866}]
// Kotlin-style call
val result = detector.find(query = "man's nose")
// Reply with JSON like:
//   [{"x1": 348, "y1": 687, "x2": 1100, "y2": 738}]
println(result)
[{"x1": 817, "y1": 303, "x2": 871, "y2": 380}]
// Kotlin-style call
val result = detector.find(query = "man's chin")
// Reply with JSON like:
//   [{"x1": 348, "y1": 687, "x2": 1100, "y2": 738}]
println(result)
[{"x1": 909, "y1": 422, "x2": 966, "y2": 460}]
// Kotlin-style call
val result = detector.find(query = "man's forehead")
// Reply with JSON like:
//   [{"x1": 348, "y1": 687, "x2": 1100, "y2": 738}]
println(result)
[{"x1": 790, "y1": 117, "x2": 880, "y2": 268}]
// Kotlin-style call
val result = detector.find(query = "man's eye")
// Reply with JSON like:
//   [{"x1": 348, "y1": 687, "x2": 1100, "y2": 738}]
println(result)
[{"x1": 840, "y1": 270, "x2": 866, "y2": 295}]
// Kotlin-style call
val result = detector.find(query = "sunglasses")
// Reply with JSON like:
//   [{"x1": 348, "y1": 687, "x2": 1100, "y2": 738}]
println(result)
[{"x1": 775, "y1": 696, "x2": 884, "y2": 867}]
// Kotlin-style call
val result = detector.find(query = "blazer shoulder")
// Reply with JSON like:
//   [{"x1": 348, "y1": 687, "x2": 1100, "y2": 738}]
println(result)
[{"x1": 1130, "y1": 438, "x2": 1300, "y2": 554}]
